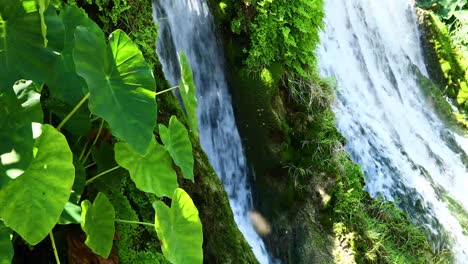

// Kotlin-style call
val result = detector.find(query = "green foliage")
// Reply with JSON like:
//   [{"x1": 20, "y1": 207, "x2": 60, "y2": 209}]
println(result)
[
  {"x1": 84, "y1": 0, "x2": 130, "y2": 31},
  {"x1": 417, "y1": 0, "x2": 467, "y2": 19},
  {"x1": 48, "y1": 5, "x2": 100, "y2": 106},
  {"x1": 74, "y1": 27, "x2": 157, "y2": 155},
  {"x1": 81, "y1": 192, "x2": 116, "y2": 258},
  {"x1": 244, "y1": 0, "x2": 324, "y2": 77},
  {"x1": 418, "y1": 8, "x2": 468, "y2": 126},
  {"x1": 154, "y1": 188, "x2": 203, "y2": 264},
  {"x1": 0, "y1": 221, "x2": 13, "y2": 264},
  {"x1": 0, "y1": 0, "x2": 62, "y2": 85},
  {"x1": 178, "y1": 52, "x2": 199, "y2": 137},
  {"x1": 330, "y1": 151, "x2": 448, "y2": 263},
  {"x1": 58, "y1": 202, "x2": 82, "y2": 225},
  {"x1": 115, "y1": 138, "x2": 179, "y2": 197},
  {"x1": 0, "y1": 80, "x2": 42, "y2": 176},
  {"x1": 159, "y1": 116, "x2": 195, "y2": 182},
  {"x1": 0, "y1": 124, "x2": 75, "y2": 245},
  {"x1": 0, "y1": 1, "x2": 202, "y2": 262}
]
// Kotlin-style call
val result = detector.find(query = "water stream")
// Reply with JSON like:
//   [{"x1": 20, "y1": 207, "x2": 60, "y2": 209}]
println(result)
[
  {"x1": 318, "y1": 0, "x2": 468, "y2": 262},
  {"x1": 152, "y1": 0, "x2": 272, "y2": 262}
]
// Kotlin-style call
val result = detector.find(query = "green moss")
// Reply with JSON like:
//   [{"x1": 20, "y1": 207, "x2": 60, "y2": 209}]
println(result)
[
  {"x1": 330, "y1": 152, "x2": 450, "y2": 263},
  {"x1": 418, "y1": 9, "x2": 468, "y2": 116}
]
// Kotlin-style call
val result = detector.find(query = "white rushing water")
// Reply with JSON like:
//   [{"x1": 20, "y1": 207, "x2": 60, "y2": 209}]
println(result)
[
  {"x1": 152, "y1": 0, "x2": 272, "y2": 262},
  {"x1": 318, "y1": 0, "x2": 468, "y2": 262}
]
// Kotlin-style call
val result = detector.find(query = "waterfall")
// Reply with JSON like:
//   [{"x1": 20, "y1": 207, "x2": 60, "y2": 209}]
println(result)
[
  {"x1": 318, "y1": 0, "x2": 468, "y2": 262},
  {"x1": 152, "y1": 0, "x2": 272, "y2": 262}
]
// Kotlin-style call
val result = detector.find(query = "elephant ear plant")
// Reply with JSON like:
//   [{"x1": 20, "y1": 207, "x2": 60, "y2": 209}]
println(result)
[{"x1": 0, "y1": 1, "x2": 203, "y2": 263}]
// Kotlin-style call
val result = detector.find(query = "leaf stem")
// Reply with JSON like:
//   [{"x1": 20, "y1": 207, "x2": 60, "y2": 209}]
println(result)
[
  {"x1": 57, "y1": 92, "x2": 91, "y2": 131},
  {"x1": 155, "y1": 86, "x2": 179, "y2": 96},
  {"x1": 49, "y1": 231, "x2": 61, "y2": 264},
  {"x1": 82, "y1": 119, "x2": 104, "y2": 164},
  {"x1": 115, "y1": 219, "x2": 154, "y2": 227},
  {"x1": 85, "y1": 165, "x2": 121, "y2": 186},
  {"x1": 78, "y1": 141, "x2": 90, "y2": 162},
  {"x1": 84, "y1": 162, "x2": 96, "y2": 169}
]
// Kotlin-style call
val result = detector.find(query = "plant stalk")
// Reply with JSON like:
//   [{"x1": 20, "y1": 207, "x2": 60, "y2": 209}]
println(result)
[
  {"x1": 49, "y1": 231, "x2": 61, "y2": 264},
  {"x1": 82, "y1": 119, "x2": 105, "y2": 163},
  {"x1": 155, "y1": 86, "x2": 179, "y2": 96},
  {"x1": 115, "y1": 219, "x2": 154, "y2": 227},
  {"x1": 85, "y1": 165, "x2": 121, "y2": 186},
  {"x1": 57, "y1": 92, "x2": 91, "y2": 131}
]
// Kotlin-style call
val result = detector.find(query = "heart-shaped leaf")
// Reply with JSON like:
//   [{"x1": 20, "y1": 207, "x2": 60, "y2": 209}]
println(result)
[
  {"x1": 115, "y1": 138, "x2": 178, "y2": 197},
  {"x1": 48, "y1": 6, "x2": 102, "y2": 105},
  {"x1": 0, "y1": 124, "x2": 75, "y2": 245},
  {"x1": 154, "y1": 188, "x2": 203, "y2": 264},
  {"x1": 0, "y1": 0, "x2": 63, "y2": 85},
  {"x1": 159, "y1": 116, "x2": 194, "y2": 182},
  {"x1": 178, "y1": 52, "x2": 198, "y2": 137},
  {"x1": 0, "y1": 221, "x2": 13, "y2": 264},
  {"x1": 81, "y1": 192, "x2": 115, "y2": 258},
  {"x1": 73, "y1": 28, "x2": 157, "y2": 155}
]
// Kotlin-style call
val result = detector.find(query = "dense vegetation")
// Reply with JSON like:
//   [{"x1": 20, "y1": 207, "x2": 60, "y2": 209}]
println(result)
[
  {"x1": 417, "y1": 0, "x2": 468, "y2": 127},
  {"x1": 0, "y1": 1, "x2": 205, "y2": 263},
  {"x1": 1, "y1": 0, "x2": 464, "y2": 263},
  {"x1": 209, "y1": 0, "x2": 451, "y2": 263}
]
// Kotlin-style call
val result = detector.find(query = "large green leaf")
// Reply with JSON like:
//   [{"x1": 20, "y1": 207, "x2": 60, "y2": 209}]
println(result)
[
  {"x1": 159, "y1": 116, "x2": 194, "y2": 182},
  {"x1": 0, "y1": 221, "x2": 13, "y2": 264},
  {"x1": 81, "y1": 192, "x2": 115, "y2": 258},
  {"x1": 0, "y1": 0, "x2": 63, "y2": 85},
  {"x1": 73, "y1": 27, "x2": 157, "y2": 155},
  {"x1": 115, "y1": 138, "x2": 178, "y2": 197},
  {"x1": 0, "y1": 124, "x2": 75, "y2": 245},
  {"x1": 0, "y1": 81, "x2": 42, "y2": 181},
  {"x1": 48, "y1": 6, "x2": 102, "y2": 105},
  {"x1": 178, "y1": 52, "x2": 199, "y2": 137},
  {"x1": 153, "y1": 188, "x2": 203, "y2": 264}
]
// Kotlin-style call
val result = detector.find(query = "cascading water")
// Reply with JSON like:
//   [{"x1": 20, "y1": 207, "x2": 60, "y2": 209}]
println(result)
[
  {"x1": 318, "y1": 0, "x2": 468, "y2": 262},
  {"x1": 152, "y1": 0, "x2": 272, "y2": 262}
]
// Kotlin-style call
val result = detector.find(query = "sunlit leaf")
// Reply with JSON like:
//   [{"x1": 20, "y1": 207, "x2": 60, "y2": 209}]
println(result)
[
  {"x1": 0, "y1": 81, "x2": 42, "y2": 182},
  {"x1": 457, "y1": 81, "x2": 468, "y2": 106},
  {"x1": 81, "y1": 192, "x2": 115, "y2": 258},
  {"x1": 37, "y1": 0, "x2": 50, "y2": 47},
  {"x1": 178, "y1": 52, "x2": 199, "y2": 137},
  {"x1": 159, "y1": 116, "x2": 194, "y2": 182},
  {"x1": 73, "y1": 28, "x2": 157, "y2": 155},
  {"x1": 154, "y1": 188, "x2": 203, "y2": 264},
  {"x1": 0, "y1": 221, "x2": 13, "y2": 264},
  {"x1": 0, "y1": 125, "x2": 75, "y2": 245},
  {"x1": 59, "y1": 201, "x2": 82, "y2": 225},
  {"x1": 115, "y1": 138, "x2": 178, "y2": 197}
]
